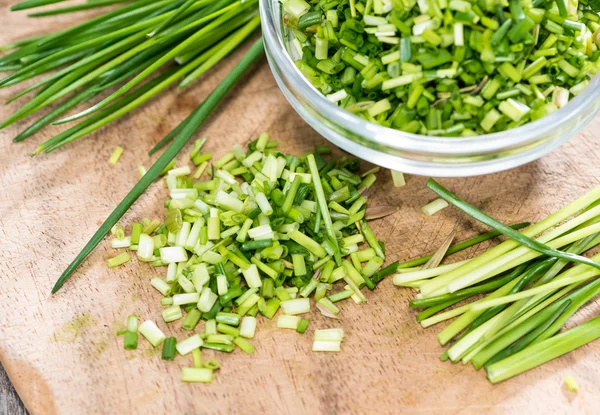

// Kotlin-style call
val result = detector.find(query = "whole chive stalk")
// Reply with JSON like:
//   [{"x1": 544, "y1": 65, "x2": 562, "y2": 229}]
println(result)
[
  {"x1": 481, "y1": 299, "x2": 572, "y2": 368},
  {"x1": 486, "y1": 315, "x2": 600, "y2": 383},
  {"x1": 51, "y1": 39, "x2": 264, "y2": 294},
  {"x1": 426, "y1": 179, "x2": 600, "y2": 272},
  {"x1": 2, "y1": 0, "x2": 261, "y2": 148},
  {"x1": 397, "y1": 222, "x2": 530, "y2": 269},
  {"x1": 409, "y1": 264, "x2": 528, "y2": 309}
]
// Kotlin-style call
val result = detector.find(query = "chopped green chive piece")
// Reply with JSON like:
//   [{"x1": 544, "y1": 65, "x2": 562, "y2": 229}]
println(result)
[
  {"x1": 108, "y1": 146, "x2": 123, "y2": 166},
  {"x1": 296, "y1": 319, "x2": 310, "y2": 334},
  {"x1": 138, "y1": 320, "x2": 165, "y2": 347},
  {"x1": 203, "y1": 359, "x2": 220, "y2": 370},
  {"x1": 281, "y1": 298, "x2": 311, "y2": 315},
  {"x1": 564, "y1": 375, "x2": 579, "y2": 392},
  {"x1": 161, "y1": 337, "x2": 177, "y2": 361},
  {"x1": 421, "y1": 199, "x2": 449, "y2": 216},
  {"x1": 176, "y1": 334, "x2": 203, "y2": 356},
  {"x1": 106, "y1": 252, "x2": 130, "y2": 268},
  {"x1": 278, "y1": 315, "x2": 301, "y2": 329},
  {"x1": 181, "y1": 368, "x2": 213, "y2": 383},
  {"x1": 123, "y1": 331, "x2": 138, "y2": 350},
  {"x1": 312, "y1": 328, "x2": 344, "y2": 352}
]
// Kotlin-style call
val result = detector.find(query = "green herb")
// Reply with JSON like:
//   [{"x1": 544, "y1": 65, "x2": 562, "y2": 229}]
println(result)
[
  {"x1": 397, "y1": 222, "x2": 530, "y2": 269},
  {"x1": 104, "y1": 128, "x2": 392, "y2": 384},
  {"x1": 284, "y1": 0, "x2": 600, "y2": 135},
  {"x1": 51, "y1": 38, "x2": 265, "y2": 294},
  {"x1": 486, "y1": 315, "x2": 600, "y2": 383},
  {"x1": 161, "y1": 337, "x2": 177, "y2": 360},
  {"x1": 1, "y1": 0, "x2": 260, "y2": 151},
  {"x1": 394, "y1": 180, "x2": 600, "y2": 383},
  {"x1": 426, "y1": 179, "x2": 600, "y2": 272}
]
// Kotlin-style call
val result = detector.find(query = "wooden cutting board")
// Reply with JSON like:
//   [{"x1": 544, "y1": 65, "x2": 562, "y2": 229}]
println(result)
[{"x1": 1, "y1": 4, "x2": 600, "y2": 414}]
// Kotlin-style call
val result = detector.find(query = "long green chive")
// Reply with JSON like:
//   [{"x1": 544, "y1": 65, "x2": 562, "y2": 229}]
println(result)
[
  {"x1": 2, "y1": 0, "x2": 261, "y2": 149},
  {"x1": 51, "y1": 39, "x2": 264, "y2": 293},
  {"x1": 486, "y1": 316, "x2": 600, "y2": 383},
  {"x1": 307, "y1": 154, "x2": 341, "y2": 265},
  {"x1": 426, "y1": 179, "x2": 600, "y2": 272},
  {"x1": 395, "y1": 181, "x2": 600, "y2": 383},
  {"x1": 397, "y1": 223, "x2": 530, "y2": 269},
  {"x1": 481, "y1": 300, "x2": 572, "y2": 368}
]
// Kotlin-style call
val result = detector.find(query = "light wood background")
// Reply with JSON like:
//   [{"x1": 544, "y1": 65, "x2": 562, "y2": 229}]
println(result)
[{"x1": 1, "y1": 2, "x2": 600, "y2": 414}]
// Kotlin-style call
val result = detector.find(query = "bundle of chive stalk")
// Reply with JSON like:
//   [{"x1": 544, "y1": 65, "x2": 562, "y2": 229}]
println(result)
[
  {"x1": 0, "y1": 0, "x2": 259, "y2": 152},
  {"x1": 283, "y1": 0, "x2": 600, "y2": 136},
  {"x1": 109, "y1": 133, "x2": 396, "y2": 383},
  {"x1": 394, "y1": 178, "x2": 600, "y2": 383}
]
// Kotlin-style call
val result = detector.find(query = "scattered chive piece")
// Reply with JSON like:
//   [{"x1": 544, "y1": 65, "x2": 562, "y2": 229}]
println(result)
[
  {"x1": 106, "y1": 252, "x2": 130, "y2": 268},
  {"x1": 278, "y1": 315, "x2": 302, "y2": 329},
  {"x1": 312, "y1": 328, "x2": 344, "y2": 352},
  {"x1": 181, "y1": 368, "x2": 213, "y2": 383},
  {"x1": 176, "y1": 334, "x2": 203, "y2": 356},
  {"x1": 138, "y1": 320, "x2": 165, "y2": 347},
  {"x1": 391, "y1": 171, "x2": 406, "y2": 187},
  {"x1": 203, "y1": 359, "x2": 220, "y2": 370},
  {"x1": 192, "y1": 349, "x2": 202, "y2": 368},
  {"x1": 314, "y1": 328, "x2": 344, "y2": 342},
  {"x1": 564, "y1": 375, "x2": 579, "y2": 392},
  {"x1": 123, "y1": 331, "x2": 138, "y2": 350},
  {"x1": 161, "y1": 337, "x2": 177, "y2": 361},
  {"x1": 296, "y1": 319, "x2": 310, "y2": 334},
  {"x1": 421, "y1": 199, "x2": 449, "y2": 216},
  {"x1": 109, "y1": 146, "x2": 123, "y2": 166},
  {"x1": 312, "y1": 340, "x2": 341, "y2": 352},
  {"x1": 233, "y1": 337, "x2": 255, "y2": 354}
]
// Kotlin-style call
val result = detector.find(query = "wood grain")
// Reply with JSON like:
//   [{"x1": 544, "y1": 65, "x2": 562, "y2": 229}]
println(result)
[{"x1": 1, "y1": 3, "x2": 600, "y2": 414}]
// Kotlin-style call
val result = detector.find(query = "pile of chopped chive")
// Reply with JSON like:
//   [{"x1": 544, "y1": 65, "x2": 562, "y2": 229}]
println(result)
[
  {"x1": 283, "y1": 0, "x2": 600, "y2": 136},
  {"x1": 394, "y1": 179, "x2": 600, "y2": 383},
  {"x1": 111, "y1": 133, "x2": 397, "y2": 383}
]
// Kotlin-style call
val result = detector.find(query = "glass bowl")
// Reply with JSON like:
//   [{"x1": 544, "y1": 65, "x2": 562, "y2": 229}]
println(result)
[{"x1": 259, "y1": 0, "x2": 600, "y2": 177}]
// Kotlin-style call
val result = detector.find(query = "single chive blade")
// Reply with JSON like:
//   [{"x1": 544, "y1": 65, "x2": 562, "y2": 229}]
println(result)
[
  {"x1": 426, "y1": 179, "x2": 600, "y2": 272},
  {"x1": 51, "y1": 38, "x2": 264, "y2": 294},
  {"x1": 396, "y1": 222, "x2": 530, "y2": 269}
]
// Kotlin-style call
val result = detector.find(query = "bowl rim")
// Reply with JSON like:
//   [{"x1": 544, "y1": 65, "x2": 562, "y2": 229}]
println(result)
[{"x1": 259, "y1": 0, "x2": 600, "y2": 156}]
